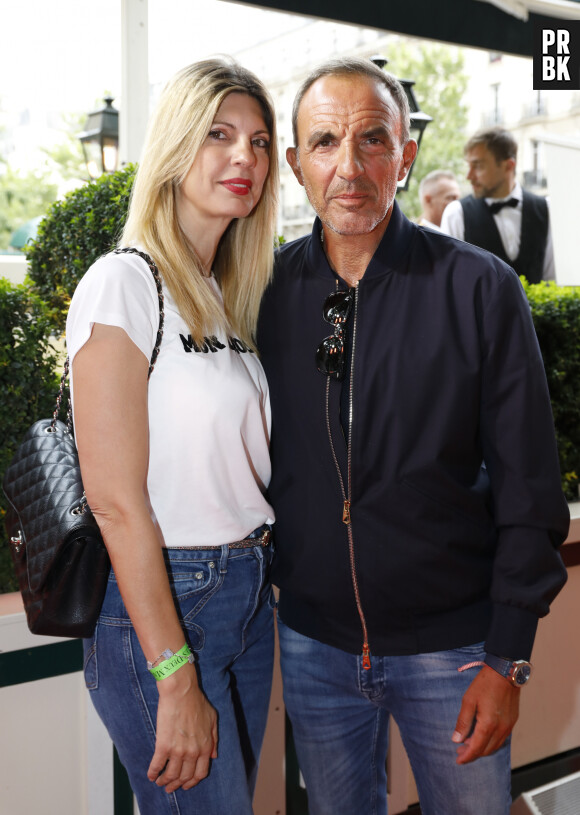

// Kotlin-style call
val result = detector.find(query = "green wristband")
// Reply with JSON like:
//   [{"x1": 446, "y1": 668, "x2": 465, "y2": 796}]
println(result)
[{"x1": 149, "y1": 644, "x2": 194, "y2": 681}]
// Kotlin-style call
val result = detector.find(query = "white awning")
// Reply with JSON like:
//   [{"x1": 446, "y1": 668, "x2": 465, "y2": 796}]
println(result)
[{"x1": 476, "y1": 0, "x2": 580, "y2": 21}]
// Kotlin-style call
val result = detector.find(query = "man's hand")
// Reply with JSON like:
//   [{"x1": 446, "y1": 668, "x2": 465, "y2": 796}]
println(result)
[{"x1": 452, "y1": 664, "x2": 520, "y2": 764}]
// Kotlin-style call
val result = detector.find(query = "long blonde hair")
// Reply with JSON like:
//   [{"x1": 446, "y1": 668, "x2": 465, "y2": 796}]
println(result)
[{"x1": 121, "y1": 58, "x2": 279, "y2": 349}]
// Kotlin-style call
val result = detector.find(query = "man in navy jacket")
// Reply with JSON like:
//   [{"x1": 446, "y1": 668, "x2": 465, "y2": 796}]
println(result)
[{"x1": 258, "y1": 58, "x2": 568, "y2": 815}]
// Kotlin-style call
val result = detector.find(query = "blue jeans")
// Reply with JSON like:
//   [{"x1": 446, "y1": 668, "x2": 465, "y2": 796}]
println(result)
[
  {"x1": 278, "y1": 617, "x2": 511, "y2": 815},
  {"x1": 83, "y1": 543, "x2": 274, "y2": 815}
]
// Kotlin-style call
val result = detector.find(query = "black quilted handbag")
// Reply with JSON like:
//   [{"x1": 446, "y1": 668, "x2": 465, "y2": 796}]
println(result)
[{"x1": 2, "y1": 248, "x2": 164, "y2": 637}]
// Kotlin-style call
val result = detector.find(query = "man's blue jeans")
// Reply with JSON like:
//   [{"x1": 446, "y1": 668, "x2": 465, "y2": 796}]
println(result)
[
  {"x1": 83, "y1": 544, "x2": 274, "y2": 815},
  {"x1": 278, "y1": 617, "x2": 511, "y2": 815}
]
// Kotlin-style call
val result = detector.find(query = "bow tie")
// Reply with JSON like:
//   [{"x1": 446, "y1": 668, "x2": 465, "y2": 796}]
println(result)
[{"x1": 488, "y1": 197, "x2": 519, "y2": 215}]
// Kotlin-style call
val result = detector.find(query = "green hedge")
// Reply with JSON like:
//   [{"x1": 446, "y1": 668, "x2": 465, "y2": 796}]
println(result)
[
  {"x1": 523, "y1": 279, "x2": 580, "y2": 502},
  {"x1": 26, "y1": 164, "x2": 136, "y2": 331},
  {"x1": 0, "y1": 280, "x2": 62, "y2": 592}
]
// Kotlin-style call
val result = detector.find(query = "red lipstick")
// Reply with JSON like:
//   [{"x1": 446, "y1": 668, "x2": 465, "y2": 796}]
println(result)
[{"x1": 220, "y1": 178, "x2": 252, "y2": 196}]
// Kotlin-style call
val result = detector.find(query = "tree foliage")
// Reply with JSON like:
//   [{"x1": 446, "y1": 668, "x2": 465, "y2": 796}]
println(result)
[
  {"x1": 41, "y1": 111, "x2": 88, "y2": 183},
  {"x1": 0, "y1": 166, "x2": 58, "y2": 250},
  {"x1": 387, "y1": 41, "x2": 469, "y2": 220},
  {"x1": 0, "y1": 111, "x2": 90, "y2": 251}
]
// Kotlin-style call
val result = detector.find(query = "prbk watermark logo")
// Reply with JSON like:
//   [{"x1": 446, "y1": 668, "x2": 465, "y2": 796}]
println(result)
[{"x1": 534, "y1": 19, "x2": 580, "y2": 90}]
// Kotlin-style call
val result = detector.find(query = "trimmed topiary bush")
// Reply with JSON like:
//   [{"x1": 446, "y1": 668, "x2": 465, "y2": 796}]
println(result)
[
  {"x1": 523, "y1": 279, "x2": 580, "y2": 502},
  {"x1": 26, "y1": 164, "x2": 136, "y2": 330},
  {"x1": 0, "y1": 279, "x2": 62, "y2": 592},
  {"x1": 1, "y1": 166, "x2": 136, "y2": 592}
]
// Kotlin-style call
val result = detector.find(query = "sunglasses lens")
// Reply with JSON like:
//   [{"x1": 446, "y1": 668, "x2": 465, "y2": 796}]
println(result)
[
  {"x1": 316, "y1": 334, "x2": 346, "y2": 380},
  {"x1": 323, "y1": 290, "x2": 353, "y2": 325},
  {"x1": 317, "y1": 288, "x2": 353, "y2": 380}
]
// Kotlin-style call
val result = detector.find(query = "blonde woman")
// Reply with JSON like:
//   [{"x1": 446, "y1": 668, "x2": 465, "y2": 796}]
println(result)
[{"x1": 66, "y1": 59, "x2": 279, "y2": 814}]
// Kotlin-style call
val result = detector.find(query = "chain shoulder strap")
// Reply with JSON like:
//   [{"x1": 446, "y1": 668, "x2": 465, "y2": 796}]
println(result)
[
  {"x1": 54, "y1": 248, "x2": 165, "y2": 431},
  {"x1": 114, "y1": 247, "x2": 165, "y2": 377}
]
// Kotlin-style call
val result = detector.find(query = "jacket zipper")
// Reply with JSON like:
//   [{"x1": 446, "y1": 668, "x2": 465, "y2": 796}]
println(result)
[{"x1": 324, "y1": 282, "x2": 371, "y2": 670}]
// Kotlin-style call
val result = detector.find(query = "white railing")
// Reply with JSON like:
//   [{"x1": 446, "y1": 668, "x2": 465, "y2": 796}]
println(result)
[{"x1": 0, "y1": 254, "x2": 28, "y2": 285}]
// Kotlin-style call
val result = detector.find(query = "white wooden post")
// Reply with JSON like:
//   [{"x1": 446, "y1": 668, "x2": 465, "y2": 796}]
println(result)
[{"x1": 120, "y1": 0, "x2": 149, "y2": 166}]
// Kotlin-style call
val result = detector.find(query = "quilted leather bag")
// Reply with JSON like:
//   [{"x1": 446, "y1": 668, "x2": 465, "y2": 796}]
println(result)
[
  {"x1": 2, "y1": 248, "x2": 164, "y2": 637},
  {"x1": 3, "y1": 412, "x2": 111, "y2": 637}
]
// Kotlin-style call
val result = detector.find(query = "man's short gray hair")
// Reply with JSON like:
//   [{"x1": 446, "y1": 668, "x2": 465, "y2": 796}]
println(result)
[
  {"x1": 419, "y1": 169, "x2": 458, "y2": 201},
  {"x1": 291, "y1": 57, "x2": 410, "y2": 147}
]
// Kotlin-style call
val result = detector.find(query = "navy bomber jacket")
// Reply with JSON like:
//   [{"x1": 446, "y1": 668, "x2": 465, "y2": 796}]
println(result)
[{"x1": 257, "y1": 202, "x2": 569, "y2": 662}]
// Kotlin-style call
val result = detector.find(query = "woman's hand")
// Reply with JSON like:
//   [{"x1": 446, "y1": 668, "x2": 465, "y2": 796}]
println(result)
[{"x1": 148, "y1": 664, "x2": 219, "y2": 793}]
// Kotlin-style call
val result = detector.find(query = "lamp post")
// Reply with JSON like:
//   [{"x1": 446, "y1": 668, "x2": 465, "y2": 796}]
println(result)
[
  {"x1": 370, "y1": 56, "x2": 433, "y2": 192},
  {"x1": 78, "y1": 97, "x2": 120, "y2": 180}
]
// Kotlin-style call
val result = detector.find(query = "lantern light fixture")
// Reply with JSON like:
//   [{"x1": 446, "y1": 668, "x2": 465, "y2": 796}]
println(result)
[{"x1": 78, "y1": 96, "x2": 119, "y2": 180}]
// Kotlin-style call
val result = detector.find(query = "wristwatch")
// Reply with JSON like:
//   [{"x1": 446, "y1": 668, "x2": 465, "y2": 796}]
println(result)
[{"x1": 484, "y1": 654, "x2": 532, "y2": 686}]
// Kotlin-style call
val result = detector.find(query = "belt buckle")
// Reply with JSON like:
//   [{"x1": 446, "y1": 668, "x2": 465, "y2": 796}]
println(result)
[{"x1": 260, "y1": 528, "x2": 272, "y2": 546}]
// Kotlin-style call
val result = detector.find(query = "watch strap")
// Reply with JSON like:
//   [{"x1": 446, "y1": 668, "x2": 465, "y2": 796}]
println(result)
[
  {"x1": 484, "y1": 654, "x2": 532, "y2": 685},
  {"x1": 484, "y1": 653, "x2": 513, "y2": 678}
]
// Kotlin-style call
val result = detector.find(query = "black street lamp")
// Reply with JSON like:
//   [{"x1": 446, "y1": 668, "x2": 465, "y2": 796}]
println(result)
[
  {"x1": 370, "y1": 56, "x2": 433, "y2": 192},
  {"x1": 78, "y1": 96, "x2": 120, "y2": 180}
]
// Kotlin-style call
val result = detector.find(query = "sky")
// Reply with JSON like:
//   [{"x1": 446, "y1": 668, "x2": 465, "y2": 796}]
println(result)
[{"x1": 0, "y1": 0, "x2": 306, "y2": 115}]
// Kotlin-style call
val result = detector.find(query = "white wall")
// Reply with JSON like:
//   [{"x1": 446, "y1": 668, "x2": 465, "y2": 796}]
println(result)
[
  {"x1": 540, "y1": 135, "x2": 580, "y2": 286},
  {"x1": 0, "y1": 607, "x2": 113, "y2": 815},
  {"x1": 0, "y1": 255, "x2": 27, "y2": 284}
]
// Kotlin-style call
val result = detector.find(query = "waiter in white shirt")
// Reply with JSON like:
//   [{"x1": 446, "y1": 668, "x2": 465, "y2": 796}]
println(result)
[{"x1": 441, "y1": 126, "x2": 554, "y2": 282}]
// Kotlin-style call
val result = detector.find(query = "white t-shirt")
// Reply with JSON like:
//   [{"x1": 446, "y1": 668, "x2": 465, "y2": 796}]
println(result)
[{"x1": 66, "y1": 250, "x2": 274, "y2": 548}]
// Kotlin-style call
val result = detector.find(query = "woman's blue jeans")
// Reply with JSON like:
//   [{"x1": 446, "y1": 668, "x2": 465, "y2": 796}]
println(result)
[
  {"x1": 83, "y1": 543, "x2": 274, "y2": 815},
  {"x1": 278, "y1": 617, "x2": 512, "y2": 815}
]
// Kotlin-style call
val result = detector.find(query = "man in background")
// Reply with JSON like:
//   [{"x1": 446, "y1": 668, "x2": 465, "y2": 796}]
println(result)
[
  {"x1": 441, "y1": 126, "x2": 554, "y2": 282},
  {"x1": 417, "y1": 168, "x2": 460, "y2": 229}
]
